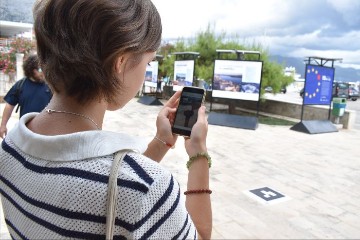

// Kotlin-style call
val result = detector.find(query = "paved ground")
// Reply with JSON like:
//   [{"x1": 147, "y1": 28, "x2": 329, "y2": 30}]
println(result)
[{"x1": 1, "y1": 98, "x2": 360, "y2": 239}]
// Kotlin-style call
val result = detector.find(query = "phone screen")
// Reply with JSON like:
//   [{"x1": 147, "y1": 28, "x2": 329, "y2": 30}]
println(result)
[{"x1": 172, "y1": 87, "x2": 205, "y2": 136}]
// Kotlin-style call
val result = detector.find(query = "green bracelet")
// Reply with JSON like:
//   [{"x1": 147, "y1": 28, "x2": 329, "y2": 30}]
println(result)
[{"x1": 186, "y1": 152, "x2": 212, "y2": 169}]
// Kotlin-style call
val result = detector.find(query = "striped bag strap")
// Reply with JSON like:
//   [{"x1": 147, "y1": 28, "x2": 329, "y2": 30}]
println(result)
[{"x1": 105, "y1": 150, "x2": 129, "y2": 240}]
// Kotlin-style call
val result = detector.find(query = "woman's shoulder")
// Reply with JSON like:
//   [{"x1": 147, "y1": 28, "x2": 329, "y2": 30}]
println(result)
[
  {"x1": 117, "y1": 151, "x2": 178, "y2": 209},
  {"x1": 121, "y1": 151, "x2": 171, "y2": 183},
  {"x1": 119, "y1": 152, "x2": 194, "y2": 239}
]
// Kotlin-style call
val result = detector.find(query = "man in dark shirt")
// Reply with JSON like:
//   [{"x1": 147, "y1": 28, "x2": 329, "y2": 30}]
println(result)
[{"x1": 0, "y1": 54, "x2": 52, "y2": 138}]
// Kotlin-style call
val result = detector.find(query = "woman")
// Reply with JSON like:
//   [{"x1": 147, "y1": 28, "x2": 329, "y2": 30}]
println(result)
[{"x1": 0, "y1": 0, "x2": 211, "y2": 239}]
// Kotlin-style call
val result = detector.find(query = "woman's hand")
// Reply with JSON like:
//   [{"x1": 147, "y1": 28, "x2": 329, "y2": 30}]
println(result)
[
  {"x1": 155, "y1": 91, "x2": 181, "y2": 146},
  {"x1": 185, "y1": 106, "x2": 208, "y2": 156},
  {"x1": 144, "y1": 91, "x2": 181, "y2": 162},
  {"x1": 0, "y1": 125, "x2": 7, "y2": 139}
]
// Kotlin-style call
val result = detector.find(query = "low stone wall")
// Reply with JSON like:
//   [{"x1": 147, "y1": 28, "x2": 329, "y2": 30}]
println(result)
[
  {"x1": 163, "y1": 86, "x2": 356, "y2": 129},
  {"x1": 210, "y1": 96, "x2": 355, "y2": 129}
]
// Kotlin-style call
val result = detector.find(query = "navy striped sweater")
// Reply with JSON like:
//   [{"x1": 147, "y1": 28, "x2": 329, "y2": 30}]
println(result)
[{"x1": 0, "y1": 113, "x2": 197, "y2": 239}]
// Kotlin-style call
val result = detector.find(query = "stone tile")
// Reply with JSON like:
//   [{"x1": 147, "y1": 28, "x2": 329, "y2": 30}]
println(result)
[
  {"x1": 214, "y1": 220, "x2": 256, "y2": 239},
  {"x1": 1, "y1": 99, "x2": 360, "y2": 239},
  {"x1": 0, "y1": 202, "x2": 11, "y2": 240},
  {"x1": 332, "y1": 222, "x2": 360, "y2": 239},
  {"x1": 337, "y1": 212, "x2": 360, "y2": 229}
]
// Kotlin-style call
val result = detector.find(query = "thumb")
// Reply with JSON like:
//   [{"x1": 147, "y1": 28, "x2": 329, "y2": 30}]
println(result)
[
  {"x1": 158, "y1": 106, "x2": 176, "y2": 118},
  {"x1": 197, "y1": 106, "x2": 206, "y2": 122}
]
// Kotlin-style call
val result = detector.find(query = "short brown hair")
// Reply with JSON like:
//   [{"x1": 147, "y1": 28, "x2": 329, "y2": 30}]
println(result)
[
  {"x1": 33, "y1": 0, "x2": 162, "y2": 104},
  {"x1": 23, "y1": 54, "x2": 40, "y2": 79}
]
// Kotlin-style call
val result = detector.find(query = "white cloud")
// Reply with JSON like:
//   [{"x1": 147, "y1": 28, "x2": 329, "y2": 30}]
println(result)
[
  {"x1": 152, "y1": 0, "x2": 360, "y2": 68},
  {"x1": 288, "y1": 48, "x2": 360, "y2": 66},
  {"x1": 327, "y1": 0, "x2": 360, "y2": 26},
  {"x1": 153, "y1": 0, "x2": 289, "y2": 38},
  {"x1": 152, "y1": 0, "x2": 217, "y2": 38}
]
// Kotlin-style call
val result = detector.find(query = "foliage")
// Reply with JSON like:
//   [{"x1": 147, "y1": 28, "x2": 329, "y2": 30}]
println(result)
[
  {"x1": 0, "y1": 37, "x2": 36, "y2": 74},
  {"x1": 10, "y1": 37, "x2": 36, "y2": 55},
  {"x1": 0, "y1": 49, "x2": 16, "y2": 74},
  {"x1": 157, "y1": 24, "x2": 294, "y2": 94},
  {"x1": 260, "y1": 53, "x2": 294, "y2": 94}
]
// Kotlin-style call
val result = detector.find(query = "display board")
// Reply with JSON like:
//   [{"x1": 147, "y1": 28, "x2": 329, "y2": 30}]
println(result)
[
  {"x1": 143, "y1": 61, "x2": 159, "y2": 93},
  {"x1": 173, "y1": 60, "x2": 195, "y2": 91},
  {"x1": 303, "y1": 64, "x2": 335, "y2": 105},
  {"x1": 212, "y1": 60, "x2": 263, "y2": 101}
]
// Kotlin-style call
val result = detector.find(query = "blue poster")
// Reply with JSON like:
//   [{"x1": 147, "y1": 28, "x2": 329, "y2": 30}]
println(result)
[{"x1": 303, "y1": 65, "x2": 335, "y2": 105}]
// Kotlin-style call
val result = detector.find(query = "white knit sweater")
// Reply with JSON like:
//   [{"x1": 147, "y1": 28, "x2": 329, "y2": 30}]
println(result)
[{"x1": 0, "y1": 113, "x2": 197, "y2": 239}]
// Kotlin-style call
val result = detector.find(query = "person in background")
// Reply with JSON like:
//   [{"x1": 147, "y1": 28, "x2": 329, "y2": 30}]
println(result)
[
  {"x1": 0, "y1": 54, "x2": 52, "y2": 138},
  {"x1": 0, "y1": 0, "x2": 212, "y2": 239}
]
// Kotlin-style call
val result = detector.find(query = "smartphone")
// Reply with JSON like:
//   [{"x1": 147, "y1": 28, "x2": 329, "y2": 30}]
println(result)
[{"x1": 172, "y1": 87, "x2": 205, "y2": 136}]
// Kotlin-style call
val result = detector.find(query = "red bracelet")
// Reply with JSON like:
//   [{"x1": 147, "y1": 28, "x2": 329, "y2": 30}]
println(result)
[
  {"x1": 184, "y1": 189, "x2": 212, "y2": 195},
  {"x1": 154, "y1": 136, "x2": 175, "y2": 149}
]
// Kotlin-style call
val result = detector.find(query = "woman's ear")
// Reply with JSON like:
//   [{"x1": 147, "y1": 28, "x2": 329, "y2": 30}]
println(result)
[{"x1": 115, "y1": 56, "x2": 125, "y2": 73}]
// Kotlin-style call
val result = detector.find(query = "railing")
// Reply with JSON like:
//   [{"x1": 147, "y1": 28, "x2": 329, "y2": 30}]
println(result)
[
  {"x1": 0, "y1": 38, "x2": 14, "y2": 47},
  {"x1": 0, "y1": 72, "x2": 17, "y2": 97}
]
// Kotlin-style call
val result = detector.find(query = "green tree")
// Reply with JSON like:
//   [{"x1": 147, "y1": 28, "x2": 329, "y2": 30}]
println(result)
[
  {"x1": 188, "y1": 25, "x2": 220, "y2": 81},
  {"x1": 158, "y1": 43, "x2": 175, "y2": 79},
  {"x1": 157, "y1": 24, "x2": 294, "y2": 94}
]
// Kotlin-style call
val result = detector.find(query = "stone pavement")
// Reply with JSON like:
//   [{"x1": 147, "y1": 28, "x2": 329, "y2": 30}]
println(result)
[{"x1": 1, "y1": 98, "x2": 360, "y2": 239}]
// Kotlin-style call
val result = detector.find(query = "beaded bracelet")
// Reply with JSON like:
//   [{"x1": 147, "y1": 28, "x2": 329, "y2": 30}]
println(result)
[
  {"x1": 186, "y1": 152, "x2": 212, "y2": 169},
  {"x1": 184, "y1": 189, "x2": 212, "y2": 195},
  {"x1": 154, "y1": 136, "x2": 175, "y2": 149}
]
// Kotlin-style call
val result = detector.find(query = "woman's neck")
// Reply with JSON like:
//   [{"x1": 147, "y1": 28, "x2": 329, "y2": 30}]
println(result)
[{"x1": 27, "y1": 95, "x2": 108, "y2": 135}]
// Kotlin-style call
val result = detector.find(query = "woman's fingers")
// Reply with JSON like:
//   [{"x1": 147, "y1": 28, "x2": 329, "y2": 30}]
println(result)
[
  {"x1": 164, "y1": 91, "x2": 181, "y2": 108},
  {"x1": 196, "y1": 106, "x2": 207, "y2": 123},
  {"x1": 158, "y1": 106, "x2": 177, "y2": 119}
]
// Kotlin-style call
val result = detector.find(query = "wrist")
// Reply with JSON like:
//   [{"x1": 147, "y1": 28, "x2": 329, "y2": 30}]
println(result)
[
  {"x1": 154, "y1": 136, "x2": 175, "y2": 149},
  {"x1": 144, "y1": 138, "x2": 170, "y2": 163},
  {"x1": 187, "y1": 152, "x2": 212, "y2": 169},
  {"x1": 187, "y1": 146, "x2": 207, "y2": 157}
]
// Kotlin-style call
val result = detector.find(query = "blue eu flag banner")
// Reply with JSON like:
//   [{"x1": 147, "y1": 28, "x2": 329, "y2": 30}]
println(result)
[{"x1": 303, "y1": 65, "x2": 334, "y2": 105}]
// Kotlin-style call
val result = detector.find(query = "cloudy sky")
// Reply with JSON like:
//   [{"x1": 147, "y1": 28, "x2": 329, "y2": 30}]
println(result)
[{"x1": 152, "y1": 0, "x2": 360, "y2": 69}]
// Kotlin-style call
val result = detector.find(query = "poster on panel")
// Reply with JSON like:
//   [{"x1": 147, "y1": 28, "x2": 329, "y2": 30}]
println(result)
[
  {"x1": 143, "y1": 61, "x2": 159, "y2": 93},
  {"x1": 212, "y1": 60, "x2": 263, "y2": 101},
  {"x1": 173, "y1": 60, "x2": 195, "y2": 91},
  {"x1": 303, "y1": 64, "x2": 335, "y2": 105}
]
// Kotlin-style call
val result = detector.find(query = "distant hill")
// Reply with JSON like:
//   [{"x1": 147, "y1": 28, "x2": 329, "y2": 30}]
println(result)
[
  {"x1": 270, "y1": 55, "x2": 360, "y2": 83},
  {"x1": 0, "y1": 0, "x2": 35, "y2": 23}
]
